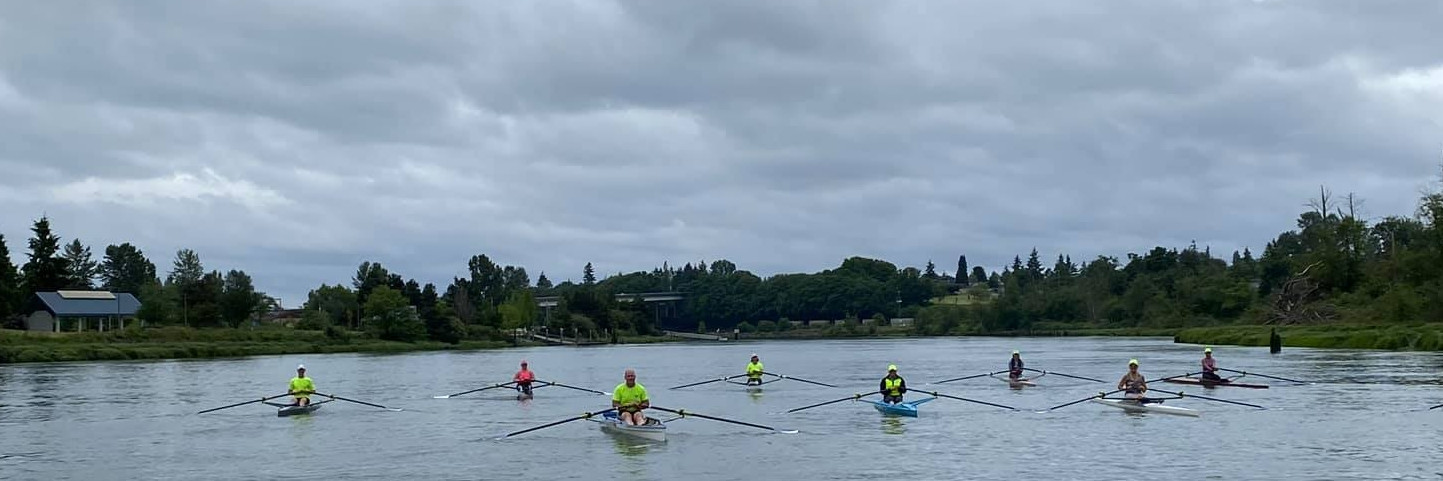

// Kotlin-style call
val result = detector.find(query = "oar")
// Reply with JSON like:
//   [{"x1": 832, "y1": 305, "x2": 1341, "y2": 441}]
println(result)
[
  {"x1": 670, "y1": 374, "x2": 747, "y2": 390},
  {"x1": 1218, "y1": 368, "x2": 1309, "y2": 384},
  {"x1": 914, "y1": 390, "x2": 1018, "y2": 411},
  {"x1": 539, "y1": 381, "x2": 609, "y2": 395},
  {"x1": 761, "y1": 372, "x2": 837, "y2": 388},
  {"x1": 1023, "y1": 368, "x2": 1104, "y2": 383},
  {"x1": 197, "y1": 393, "x2": 292, "y2": 414},
  {"x1": 650, "y1": 406, "x2": 798, "y2": 434},
  {"x1": 1428, "y1": 402, "x2": 1443, "y2": 410},
  {"x1": 1146, "y1": 388, "x2": 1266, "y2": 410},
  {"x1": 930, "y1": 371, "x2": 1007, "y2": 385},
  {"x1": 1043, "y1": 389, "x2": 1125, "y2": 412},
  {"x1": 495, "y1": 409, "x2": 617, "y2": 440},
  {"x1": 313, "y1": 393, "x2": 403, "y2": 411},
  {"x1": 434, "y1": 382, "x2": 518, "y2": 399},
  {"x1": 785, "y1": 393, "x2": 880, "y2": 413}
]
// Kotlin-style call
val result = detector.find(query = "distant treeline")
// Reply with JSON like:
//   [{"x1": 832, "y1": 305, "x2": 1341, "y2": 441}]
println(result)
[{"x1": 3, "y1": 174, "x2": 1440, "y2": 344}]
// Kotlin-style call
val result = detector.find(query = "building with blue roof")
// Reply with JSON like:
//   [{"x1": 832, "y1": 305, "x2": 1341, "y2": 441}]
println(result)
[{"x1": 25, "y1": 290, "x2": 142, "y2": 332}]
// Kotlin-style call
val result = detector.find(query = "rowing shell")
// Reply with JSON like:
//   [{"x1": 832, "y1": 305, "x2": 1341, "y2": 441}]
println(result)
[
  {"x1": 1090, "y1": 398, "x2": 1199, "y2": 417},
  {"x1": 596, "y1": 412, "x2": 667, "y2": 442},
  {"x1": 1162, "y1": 377, "x2": 1269, "y2": 389},
  {"x1": 274, "y1": 400, "x2": 330, "y2": 417},
  {"x1": 866, "y1": 397, "x2": 934, "y2": 417},
  {"x1": 1000, "y1": 377, "x2": 1037, "y2": 388}
]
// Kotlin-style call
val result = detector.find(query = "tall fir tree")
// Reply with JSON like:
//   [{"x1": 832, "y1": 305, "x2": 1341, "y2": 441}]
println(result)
[
  {"x1": 0, "y1": 234, "x2": 21, "y2": 322},
  {"x1": 536, "y1": 272, "x2": 553, "y2": 290},
  {"x1": 61, "y1": 239, "x2": 98, "y2": 289},
  {"x1": 100, "y1": 243, "x2": 158, "y2": 294},
  {"x1": 21, "y1": 216, "x2": 69, "y2": 293},
  {"x1": 167, "y1": 249, "x2": 205, "y2": 287},
  {"x1": 957, "y1": 255, "x2": 969, "y2": 285},
  {"x1": 583, "y1": 262, "x2": 596, "y2": 285}
]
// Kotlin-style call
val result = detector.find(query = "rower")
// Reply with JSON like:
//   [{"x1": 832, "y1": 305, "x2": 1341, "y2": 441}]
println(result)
[
  {"x1": 289, "y1": 364, "x2": 315, "y2": 407},
  {"x1": 1200, "y1": 348, "x2": 1223, "y2": 382},
  {"x1": 612, "y1": 369, "x2": 650, "y2": 426},
  {"x1": 1117, "y1": 359, "x2": 1148, "y2": 403},
  {"x1": 879, "y1": 364, "x2": 907, "y2": 404},
  {"x1": 1008, "y1": 350, "x2": 1024, "y2": 380},
  {"x1": 514, "y1": 360, "x2": 536, "y2": 396},
  {"x1": 745, "y1": 354, "x2": 764, "y2": 386}
]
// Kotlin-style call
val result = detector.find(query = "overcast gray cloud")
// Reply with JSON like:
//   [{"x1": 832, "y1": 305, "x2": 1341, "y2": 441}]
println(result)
[{"x1": 2, "y1": 0, "x2": 1441, "y2": 305}]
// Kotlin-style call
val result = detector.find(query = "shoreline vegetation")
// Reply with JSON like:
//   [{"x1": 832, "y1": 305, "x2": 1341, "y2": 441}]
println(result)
[
  {"x1": 3, "y1": 178, "x2": 1441, "y2": 364},
  {"x1": 6, "y1": 323, "x2": 1443, "y2": 364}
]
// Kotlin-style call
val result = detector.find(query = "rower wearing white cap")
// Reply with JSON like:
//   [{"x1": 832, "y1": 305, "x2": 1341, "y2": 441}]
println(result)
[
  {"x1": 1200, "y1": 347, "x2": 1223, "y2": 382},
  {"x1": 1008, "y1": 350, "x2": 1024, "y2": 380},
  {"x1": 288, "y1": 364, "x2": 315, "y2": 407},
  {"x1": 1118, "y1": 359, "x2": 1148, "y2": 402},
  {"x1": 745, "y1": 354, "x2": 764, "y2": 386}
]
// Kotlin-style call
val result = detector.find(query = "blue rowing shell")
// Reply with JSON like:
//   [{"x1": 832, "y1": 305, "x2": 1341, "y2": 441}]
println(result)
[{"x1": 866, "y1": 397, "x2": 934, "y2": 417}]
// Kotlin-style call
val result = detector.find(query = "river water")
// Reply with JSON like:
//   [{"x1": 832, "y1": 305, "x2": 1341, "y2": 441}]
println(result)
[{"x1": 1, "y1": 337, "x2": 1441, "y2": 480}]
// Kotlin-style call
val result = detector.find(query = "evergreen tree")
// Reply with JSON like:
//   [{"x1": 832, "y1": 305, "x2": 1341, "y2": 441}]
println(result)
[
  {"x1": 61, "y1": 239, "x2": 98, "y2": 289},
  {"x1": 536, "y1": 272, "x2": 553, "y2": 290},
  {"x1": 0, "y1": 234, "x2": 20, "y2": 322},
  {"x1": 971, "y1": 266, "x2": 987, "y2": 285},
  {"x1": 957, "y1": 255, "x2": 968, "y2": 285},
  {"x1": 100, "y1": 243, "x2": 158, "y2": 294},
  {"x1": 220, "y1": 270, "x2": 261, "y2": 327},
  {"x1": 166, "y1": 249, "x2": 204, "y2": 287},
  {"x1": 583, "y1": 262, "x2": 596, "y2": 285},
  {"x1": 1025, "y1": 248, "x2": 1044, "y2": 280},
  {"x1": 21, "y1": 216, "x2": 69, "y2": 293},
  {"x1": 924, "y1": 260, "x2": 938, "y2": 279}
]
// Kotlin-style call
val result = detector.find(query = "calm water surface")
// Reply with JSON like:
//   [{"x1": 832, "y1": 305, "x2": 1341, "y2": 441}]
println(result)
[{"x1": 2, "y1": 337, "x2": 1441, "y2": 480}]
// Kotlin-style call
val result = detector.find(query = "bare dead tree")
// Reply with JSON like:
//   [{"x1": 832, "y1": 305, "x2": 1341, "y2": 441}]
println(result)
[{"x1": 1267, "y1": 261, "x2": 1333, "y2": 325}]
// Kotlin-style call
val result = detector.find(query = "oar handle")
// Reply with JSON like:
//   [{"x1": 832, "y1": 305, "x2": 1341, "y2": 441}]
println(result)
[
  {"x1": 786, "y1": 393, "x2": 877, "y2": 413},
  {"x1": 922, "y1": 391, "x2": 1018, "y2": 411},
  {"x1": 651, "y1": 406, "x2": 794, "y2": 433},
  {"x1": 1149, "y1": 388, "x2": 1266, "y2": 409},
  {"x1": 761, "y1": 372, "x2": 837, "y2": 388},
  {"x1": 1046, "y1": 389, "x2": 1123, "y2": 411},
  {"x1": 1025, "y1": 368, "x2": 1104, "y2": 383},
  {"x1": 498, "y1": 409, "x2": 617, "y2": 439},
  {"x1": 197, "y1": 393, "x2": 291, "y2": 414},
  {"x1": 314, "y1": 393, "x2": 399, "y2": 411},
  {"x1": 538, "y1": 381, "x2": 608, "y2": 395}
]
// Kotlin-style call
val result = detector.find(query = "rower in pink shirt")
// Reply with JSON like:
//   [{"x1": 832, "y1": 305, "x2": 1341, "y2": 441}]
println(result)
[
  {"x1": 1200, "y1": 348, "x2": 1223, "y2": 382},
  {"x1": 514, "y1": 360, "x2": 536, "y2": 396}
]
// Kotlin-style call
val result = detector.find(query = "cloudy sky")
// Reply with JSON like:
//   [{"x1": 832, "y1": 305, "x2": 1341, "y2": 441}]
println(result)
[{"x1": 1, "y1": 1, "x2": 1440, "y2": 305}]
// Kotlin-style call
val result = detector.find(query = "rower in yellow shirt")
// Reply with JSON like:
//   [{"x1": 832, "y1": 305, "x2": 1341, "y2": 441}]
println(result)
[
  {"x1": 288, "y1": 364, "x2": 315, "y2": 407},
  {"x1": 745, "y1": 354, "x2": 764, "y2": 386},
  {"x1": 612, "y1": 369, "x2": 650, "y2": 425}
]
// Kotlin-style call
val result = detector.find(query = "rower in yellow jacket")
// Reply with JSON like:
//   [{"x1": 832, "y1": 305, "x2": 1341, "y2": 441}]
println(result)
[{"x1": 745, "y1": 354, "x2": 764, "y2": 386}]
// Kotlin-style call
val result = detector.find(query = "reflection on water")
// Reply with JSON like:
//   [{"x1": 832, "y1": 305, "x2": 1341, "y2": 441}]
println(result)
[{"x1": 880, "y1": 416, "x2": 905, "y2": 435}]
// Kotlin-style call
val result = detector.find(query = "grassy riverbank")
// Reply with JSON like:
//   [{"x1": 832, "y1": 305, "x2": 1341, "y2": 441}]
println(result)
[
  {"x1": 1174, "y1": 324, "x2": 1443, "y2": 351},
  {"x1": 0, "y1": 327, "x2": 514, "y2": 364}
]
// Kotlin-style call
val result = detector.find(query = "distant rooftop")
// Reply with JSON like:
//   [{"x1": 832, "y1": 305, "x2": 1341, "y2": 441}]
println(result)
[{"x1": 33, "y1": 291, "x2": 141, "y2": 317}]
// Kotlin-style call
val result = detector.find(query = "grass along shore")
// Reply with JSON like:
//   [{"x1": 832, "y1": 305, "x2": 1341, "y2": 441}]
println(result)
[
  {"x1": 0, "y1": 327, "x2": 515, "y2": 364},
  {"x1": 4, "y1": 322, "x2": 1441, "y2": 364},
  {"x1": 1174, "y1": 324, "x2": 1443, "y2": 351}
]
